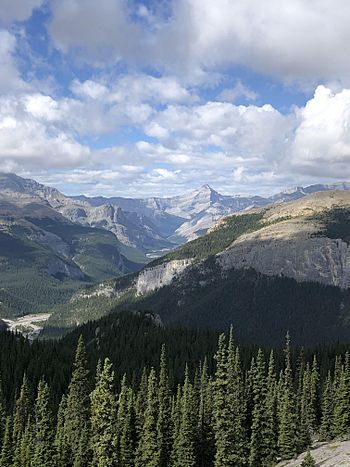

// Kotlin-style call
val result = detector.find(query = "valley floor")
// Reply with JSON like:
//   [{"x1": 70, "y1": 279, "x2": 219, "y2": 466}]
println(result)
[
  {"x1": 276, "y1": 440, "x2": 350, "y2": 466},
  {"x1": 2, "y1": 312, "x2": 51, "y2": 339}
]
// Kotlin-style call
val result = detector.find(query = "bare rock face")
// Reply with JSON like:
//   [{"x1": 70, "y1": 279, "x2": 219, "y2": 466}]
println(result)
[
  {"x1": 276, "y1": 440, "x2": 350, "y2": 466},
  {"x1": 136, "y1": 259, "x2": 193, "y2": 295},
  {"x1": 218, "y1": 234, "x2": 350, "y2": 288}
]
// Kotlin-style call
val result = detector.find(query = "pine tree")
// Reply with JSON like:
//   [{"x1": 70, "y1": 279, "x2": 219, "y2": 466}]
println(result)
[
  {"x1": 170, "y1": 385, "x2": 182, "y2": 467},
  {"x1": 64, "y1": 335, "x2": 90, "y2": 464},
  {"x1": 0, "y1": 416, "x2": 13, "y2": 467},
  {"x1": 73, "y1": 424, "x2": 92, "y2": 467},
  {"x1": 32, "y1": 380, "x2": 56, "y2": 467},
  {"x1": 278, "y1": 333, "x2": 297, "y2": 459},
  {"x1": 90, "y1": 358, "x2": 117, "y2": 467},
  {"x1": 157, "y1": 345, "x2": 172, "y2": 467},
  {"x1": 173, "y1": 366, "x2": 196, "y2": 467},
  {"x1": 333, "y1": 352, "x2": 350, "y2": 437},
  {"x1": 213, "y1": 332, "x2": 246, "y2": 467},
  {"x1": 55, "y1": 394, "x2": 70, "y2": 467},
  {"x1": 13, "y1": 374, "x2": 32, "y2": 445},
  {"x1": 135, "y1": 368, "x2": 159, "y2": 467},
  {"x1": 301, "y1": 449, "x2": 316, "y2": 467},
  {"x1": 298, "y1": 363, "x2": 312, "y2": 451},
  {"x1": 263, "y1": 350, "x2": 278, "y2": 466},
  {"x1": 15, "y1": 419, "x2": 33, "y2": 467},
  {"x1": 197, "y1": 358, "x2": 215, "y2": 467},
  {"x1": 135, "y1": 367, "x2": 148, "y2": 438},
  {"x1": 250, "y1": 348, "x2": 275, "y2": 467},
  {"x1": 319, "y1": 372, "x2": 334, "y2": 441},
  {"x1": 119, "y1": 387, "x2": 136, "y2": 467}
]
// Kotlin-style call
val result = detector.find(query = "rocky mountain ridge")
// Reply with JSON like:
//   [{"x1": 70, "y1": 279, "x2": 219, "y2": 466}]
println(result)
[
  {"x1": 42, "y1": 190, "x2": 350, "y2": 343},
  {"x1": 2, "y1": 172, "x2": 350, "y2": 256}
]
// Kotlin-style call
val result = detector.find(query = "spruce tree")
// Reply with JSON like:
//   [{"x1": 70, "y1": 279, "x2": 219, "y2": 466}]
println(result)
[
  {"x1": 119, "y1": 387, "x2": 136, "y2": 467},
  {"x1": 319, "y1": 372, "x2": 334, "y2": 441},
  {"x1": 250, "y1": 348, "x2": 275, "y2": 467},
  {"x1": 333, "y1": 352, "x2": 350, "y2": 437},
  {"x1": 135, "y1": 368, "x2": 159, "y2": 467},
  {"x1": 263, "y1": 350, "x2": 278, "y2": 466},
  {"x1": 278, "y1": 333, "x2": 297, "y2": 459},
  {"x1": 15, "y1": 419, "x2": 33, "y2": 467},
  {"x1": 301, "y1": 449, "x2": 316, "y2": 467},
  {"x1": 32, "y1": 380, "x2": 56, "y2": 467},
  {"x1": 64, "y1": 335, "x2": 90, "y2": 464},
  {"x1": 13, "y1": 374, "x2": 32, "y2": 445},
  {"x1": 0, "y1": 416, "x2": 13, "y2": 467},
  {"x1": 157, "y1": 345, "x2": 172, "y2": 467},
  {"x1": 197, "y1": 358, "x2": 215, "y2": 467},
  {"x1": 90, "y1": 358, "x2": 117, "y2": 467},
  {"x1": 173, "y1": 366, "x2": 196, "y2": 467},
  {"x1": 73, "y1": 424, "x2": 92, "y2": 467},
  {"x1": 213, "y1": 332, "x2": 246, "y2": 467},
  {"x1": 55, "y1": 394, "x2": 70, "y2": 467}
]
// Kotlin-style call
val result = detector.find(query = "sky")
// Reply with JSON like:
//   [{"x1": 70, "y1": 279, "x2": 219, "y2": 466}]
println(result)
[{"x1": 1, "y1": 0, "x2": 350, "y2": 197}]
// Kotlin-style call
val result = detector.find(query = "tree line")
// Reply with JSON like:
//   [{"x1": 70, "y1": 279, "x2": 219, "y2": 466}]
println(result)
[{"x1": 0, "y1": 330, "x2": 348, "y2": 466}]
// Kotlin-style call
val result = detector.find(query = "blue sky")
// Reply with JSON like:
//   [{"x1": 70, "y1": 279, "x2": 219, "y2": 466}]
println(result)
[{"x1": 1, "y1": 0, "x2": 350, "y2": 197}]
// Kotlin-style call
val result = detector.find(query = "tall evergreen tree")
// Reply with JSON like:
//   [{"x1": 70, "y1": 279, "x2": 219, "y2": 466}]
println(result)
[
  {"x1": 250, "y1": 348, "x2": 275, "y2": 467},
  {"x1": 278, "y1": 333, "x2": 297, "y2": 459},
  {"x1": 32, "y1": 380, "x2": 56, "y2": 467},
  {"x1": 90, "y1": 358, "x2": 117, "y2": 467},
  {"x1": 173, "y1": 366, "x2": 196, "y2": 467},
  {"x1": 55, "y1": 394, "x2": 70, "y2": 467},
  {"x1": 213, "y1": 332, "x2": 246, "y2": 467},
  {"x1": 13, "y1": 374, "x2": 32, "y2": 446},
  {"x1": 135, "y1": 368, "x2": 159, "y2": 467},
  {"x1": 64, "y1": 336, "x2": 90, "y2": 465},
  {"x1": 197, "y1": 358, "x2": 215, "y2": 467},
  {"x1": 333, "y1": 352, "x2": 350, "y2": 437},
  {"x1": 319, "y1": 372, "x2": 334, "y2": 441},
  {"x1": 157, "y1": 345, "x2": 172, "y2": 467},
  {"x1": 119, "y1": 387, "x2": 136, "y2": 467},
  {"x1": 0, "y1": 416, "x2": 13, "y2": 467}
]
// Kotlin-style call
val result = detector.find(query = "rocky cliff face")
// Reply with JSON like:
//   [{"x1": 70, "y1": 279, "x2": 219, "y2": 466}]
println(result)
[{"x1": 136, "y1": 259, "x2": 193, "y2": 294}]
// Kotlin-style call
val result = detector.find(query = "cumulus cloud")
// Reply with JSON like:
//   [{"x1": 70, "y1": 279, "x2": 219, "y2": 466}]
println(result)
[
  {"x1": 46, "y1": 0, "x2": 350, "y2": 84},
  {"x1": 290, "y1": 86, "x2": 350, "y2": 178},
  {"x1": 0, "y1": 0, "x2": 43, "y2": 23},
  {"x1": 48, "y1": 0, "x2": 140, "y2": 63},
  {"x1": 0, "y1": 30, "x2": 27, "y2": 92},
  {"x1": 153, "y1": 0, "x2": 350, "y2": 83}
]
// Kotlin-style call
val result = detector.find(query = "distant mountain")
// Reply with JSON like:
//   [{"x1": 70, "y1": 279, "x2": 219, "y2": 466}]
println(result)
[
  {"x1": 42, "y1": 190, "x2": 350, "y2": 345},
  {"x1": 2, "y1": 172, "x2": 350, "y2": 257},
  {"x1": 0, "y1": 189, "x2": 144, "y2": 318}
]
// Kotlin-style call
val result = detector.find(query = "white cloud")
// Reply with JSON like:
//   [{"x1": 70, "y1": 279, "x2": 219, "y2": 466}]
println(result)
[
  {"x1": 46, "y1": 0, "x2": 350, "y2": 85},
  {"x1": 0, "y1": 30, "x2": 27, "y2": 92},
  {"x1": 0, "y1": 0, "x2": 43, "y2": 22},
  {"x1": 290, "y1": 86, "x2": 350, "y2": 177},
  {"x1": 218, "y1": 81, "x2": 258, "y2": 103},
  {"x1": 48, "y1": 0, "x2": 140, "y2": 63},
  {"x1": 0, "y1": 94, "x2": 90, "y2": 172},
  {"x1": 152, "y1": 0, "x2": 350, "y2": 84}
]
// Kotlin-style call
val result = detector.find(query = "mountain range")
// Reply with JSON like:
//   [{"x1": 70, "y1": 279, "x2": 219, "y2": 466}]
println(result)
[
  {"x1": 2, "y1": 170, "x2": 350, "y2": 341},
  {"x1": 42, "y1": 189, "x2": 350, "y2": 345}
]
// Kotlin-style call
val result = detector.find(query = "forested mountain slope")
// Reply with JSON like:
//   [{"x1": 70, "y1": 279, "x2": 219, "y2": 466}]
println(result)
[
  {"x1": 43, "y1": 191, "x2": 350, "y2": 345},
  {"x1": 2, "y1": 312, "x2": 350, "y2": 467},
  {"x1": 0, "y1": 194, "x2": 141, "y2": 317}
]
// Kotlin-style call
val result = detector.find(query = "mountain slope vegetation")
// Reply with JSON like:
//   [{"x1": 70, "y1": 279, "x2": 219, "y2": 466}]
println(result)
[{"x1": 42, "y1": 191, "x2": 350, "y2": 345}]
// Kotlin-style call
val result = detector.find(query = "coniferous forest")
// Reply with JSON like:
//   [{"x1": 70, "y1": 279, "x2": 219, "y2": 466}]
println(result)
[{"x1": 1, "y1": 319, "x2": 350, "y2": 466}]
